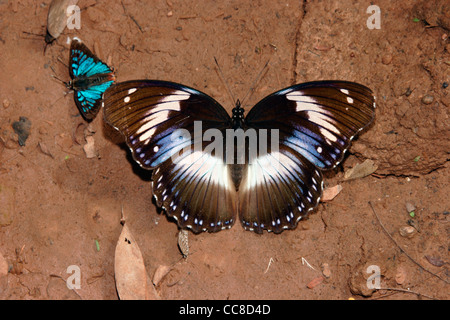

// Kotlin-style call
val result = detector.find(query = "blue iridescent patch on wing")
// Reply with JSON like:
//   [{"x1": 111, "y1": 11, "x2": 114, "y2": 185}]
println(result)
[
  {"x1": 76, "y1": 80, "x2": 115, "y2": 114},
  {"x1": 71, "y1": 50, "x2": 112, "y2": 78}
]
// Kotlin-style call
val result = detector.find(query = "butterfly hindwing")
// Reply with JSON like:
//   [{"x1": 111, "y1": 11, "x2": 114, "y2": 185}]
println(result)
[
  {"x1": 69, "y1": 38, "x2": 115, "y2": 120},
  {"x1": 238, "y1": 146, "x2": 323, "y2": 234},
  {"x1": 152, "y1": 150, "x2": 237, "y2": 233},
  {"x1": 103, "y1": 80, "x2": 237, "y2": 233}
]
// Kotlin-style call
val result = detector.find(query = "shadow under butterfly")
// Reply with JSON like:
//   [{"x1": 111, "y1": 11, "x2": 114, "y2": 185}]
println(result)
[
  {"x1": 102, "y1": 79, "x2": 376, "y2": 234},
  {"x1": 55, "y1": 37, "x2": 115, "y2": 121}
]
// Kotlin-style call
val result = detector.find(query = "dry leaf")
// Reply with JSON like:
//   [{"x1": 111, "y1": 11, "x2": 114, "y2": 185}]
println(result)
[
  {"x1": 146, "y1": 271, "x2": 160, "y2": 300},
  {"x1": 115, "y1": 223, "x2": 154, "y2": 300},
  {"x1": 321, "y1": 184, "x2": 343, "y2": 202},
  {"x1": 152, "y1": 265, "x2": 171, "y2": 287},
  {"x1": 83, "y1": 135, "x2": 97, "y2": 158},
  {"x1": 178, "y1": 229, "x2": 189, "y2": 258},
  {"x1": 38, "y1": 142, "x2": 54, "y2": 158},
  {"x1": 344, "y1": 159, "x2": 378, "y2": 181}
]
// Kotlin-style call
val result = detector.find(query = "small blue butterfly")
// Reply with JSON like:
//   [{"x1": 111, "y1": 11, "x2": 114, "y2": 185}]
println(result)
[{"x1": 66, "y1": 37, "x2": 115, "y2": 121}]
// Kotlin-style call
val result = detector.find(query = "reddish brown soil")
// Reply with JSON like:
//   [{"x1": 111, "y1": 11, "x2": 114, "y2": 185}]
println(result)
[{"x1": 0, "y1": 0, "x2": 448, "y2": 300}]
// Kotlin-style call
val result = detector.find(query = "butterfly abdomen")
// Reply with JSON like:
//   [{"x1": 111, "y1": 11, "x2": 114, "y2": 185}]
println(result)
[{"x1": 229, "y1": 164, "x2": 246, "y2": 191}]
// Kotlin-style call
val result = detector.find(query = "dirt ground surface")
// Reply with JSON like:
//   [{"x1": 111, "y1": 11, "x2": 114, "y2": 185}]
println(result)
[{"x1": 0, "y1": 0, "x2": 449, "y2": 300}]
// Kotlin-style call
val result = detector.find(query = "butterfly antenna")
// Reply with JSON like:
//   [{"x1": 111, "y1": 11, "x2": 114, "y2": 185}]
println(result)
[
  {"x1": 22, "y1": 31, "x2": 44, "y2": 39},
  {"x1": 240, "y1": 59, "x2": 270, "y2": 107},
  {"x1": 57, "y1": 56, "x2": 69, "y2": 69},
  {"x1": 214, "y1": 57, "x2": 236, "y2": 106},
  {"x1": 49, "y1": 65, "x2": 69, "y2": 87},
  {"x1": 51, "y1": 74, "x2": 70, "y2": 87}
]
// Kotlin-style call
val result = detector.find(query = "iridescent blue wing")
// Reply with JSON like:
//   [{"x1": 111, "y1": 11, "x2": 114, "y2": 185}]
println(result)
[
  {"x1": 240, "y1": 81, "x2": 376, "y2": 233},
  {"x1": 103, "y1": 80, "x2": 237, "y2": 233},
  {"x1": 69, "y1": 38, "x2": 115, "y2": 120}
]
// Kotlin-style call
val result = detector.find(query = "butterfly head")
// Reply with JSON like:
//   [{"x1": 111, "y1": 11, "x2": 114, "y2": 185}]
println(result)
[{"x1": 232, "y1": 99, "x2": 245, "y2": 129}]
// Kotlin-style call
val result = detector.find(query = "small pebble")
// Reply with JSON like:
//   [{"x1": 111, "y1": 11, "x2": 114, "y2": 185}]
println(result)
[
  {"x1": 381, "y1": 54, "x2": 392, "y2": 65},
  {"x1": 321, "y1": 263, "x2": 331, "y2": 278},
  {"x1": 425, "y1": 255, "x2": 445, "y2": 267},
  {"x1": 306, "y1": 276, "x2": 323, "y2": 289},
  {"x1": 395, "y1": 266, "x2": 407, "y2": 285},
  {"x1": 2, "y1": 99, "x2": 10, "y2": 109},
  {"x1": 421, "y1": 94, "x2": 434, "y2": 105},
  {"x1": 12, "y1": 117, "x2": 32, "y2": 146},
  {"x1": 405, "y1": 202, "x2": 415, "y2": 213},
  {"x1": 399, "y1": 226, "x2": 416, "y2": 238}
]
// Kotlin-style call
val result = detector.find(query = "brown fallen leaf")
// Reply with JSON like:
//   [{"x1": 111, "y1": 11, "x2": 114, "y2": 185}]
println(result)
[
  {"x1": 321, "y1": 184, "x2": 343, "y2": 202},
  {"x1": 344, "y1": 159, "x2": 378, "y2": 181},
  {"x1": 38, "y1": 142, "x2": 54, "y2": 158},
  {"x1": 152, "y1": 265, "x2": 172, "y2": 287},
  {"x1": 178, "y1": 229, "x2": 189, "y2": 258},
  {"x1": 115, "y1": 223, "x2": 157, "y2": 300},
  {"x1": 83, "y1": 135, "x2": 97, "y2": 158}
]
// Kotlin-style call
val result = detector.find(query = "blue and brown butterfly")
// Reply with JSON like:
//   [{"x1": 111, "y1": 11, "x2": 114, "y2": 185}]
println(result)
[
  {"x1": 103, "y1": 78, "x2": 376, "y2": 234},
  {"x1": 64, "y1": 37, "x2": 115, "y2": 121}
]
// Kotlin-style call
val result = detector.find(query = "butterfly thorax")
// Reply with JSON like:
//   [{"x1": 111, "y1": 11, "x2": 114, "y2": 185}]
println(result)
[
  {"x1": 70, "y1": 73, "x2": 116, "y2": 91},
  {"x1": 231, "y1": 100, "x2": 245, "y2": 130},
  {"x1": 228, "y1": 100, "x2": 247, "y2": 191}
]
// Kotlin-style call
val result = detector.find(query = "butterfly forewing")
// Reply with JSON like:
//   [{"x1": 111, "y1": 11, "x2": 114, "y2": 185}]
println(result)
[
  {"x1": 245, "y1": 81, "x2": 375, "y2": 170},
  {"x1": 103, "y1": 80, "x2": 231, "y2": 169},
  {"x1": 103, "y1": 80, "x2": 237, "y2": 232}
]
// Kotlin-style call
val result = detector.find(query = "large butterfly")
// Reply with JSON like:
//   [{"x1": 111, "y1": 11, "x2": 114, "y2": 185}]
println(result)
[
  {"x1": 65, "y1": 37, "x2": 115, "y2": 121},
  {"x1": 103, "y1": 79, "x2": 375, "y2": 234}
]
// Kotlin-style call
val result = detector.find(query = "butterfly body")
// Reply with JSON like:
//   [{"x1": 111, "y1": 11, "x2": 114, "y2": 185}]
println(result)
[
  {"x1": 68, "y1": 72, "x2": 116, "y2": 95},
  {"x1": 67, "y1": 38, "x2": 115, "y2": 121},
  {"x1": 103, "y1": 79, "x2": 375, "y2": 234}
]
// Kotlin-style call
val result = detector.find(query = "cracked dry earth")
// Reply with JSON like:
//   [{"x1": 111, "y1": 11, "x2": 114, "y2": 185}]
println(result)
[{"x1": 0, "y1": 0, "x2": 449, "y2": 299}]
